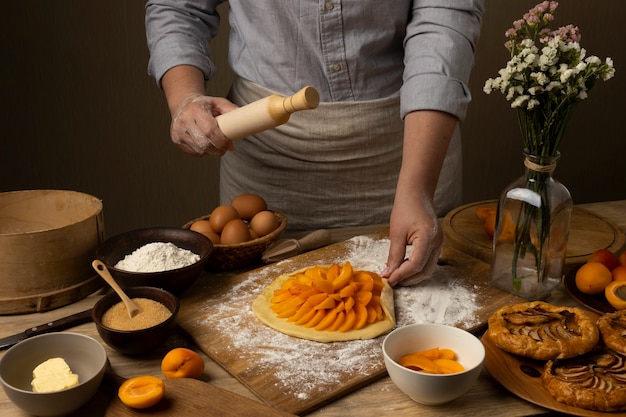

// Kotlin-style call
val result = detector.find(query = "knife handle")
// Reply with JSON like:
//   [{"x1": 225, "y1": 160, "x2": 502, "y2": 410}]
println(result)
[{"x1": 24, "y1": 309, "x2": 93, "y2": 338}]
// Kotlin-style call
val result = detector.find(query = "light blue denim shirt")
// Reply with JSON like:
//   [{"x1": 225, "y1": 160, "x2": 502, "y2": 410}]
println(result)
[{"x1": 145, "y1": 0, "x2": 484, "y2": 120}]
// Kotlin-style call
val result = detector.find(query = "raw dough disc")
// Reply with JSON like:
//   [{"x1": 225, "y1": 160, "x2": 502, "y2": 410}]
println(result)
[{"x1": 252, "y1": 266, "x2": 396, "y2": 343}]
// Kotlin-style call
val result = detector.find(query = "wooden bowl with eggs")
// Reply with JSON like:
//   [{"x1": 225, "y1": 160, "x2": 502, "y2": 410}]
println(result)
[{"x1": 183, "y1": 194, "x2": 287, "y2": 270}]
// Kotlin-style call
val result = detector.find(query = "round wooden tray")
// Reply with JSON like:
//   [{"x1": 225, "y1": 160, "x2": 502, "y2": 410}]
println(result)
[
  {"x1": 482, "y1": 331, "x2": 626, "y2": 417},
  {"x1": 443, "y1": 200, "x2": 626, "y2": 267}
]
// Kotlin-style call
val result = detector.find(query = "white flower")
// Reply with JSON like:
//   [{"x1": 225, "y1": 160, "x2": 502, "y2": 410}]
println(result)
[{"x1": 511, "y1": 95, "x2": 529, "y2": 109}]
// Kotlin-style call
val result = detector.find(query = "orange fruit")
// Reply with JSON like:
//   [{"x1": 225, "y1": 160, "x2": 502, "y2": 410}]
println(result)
[
  {"x1": 475, "y1": 205, "x2": 496, "y2": 222},
  {"x1": 588, "y1": 249, "x2": 620, "y2": 271},
  {"x1": 611, "y1": 265, "x2": 626, "y2": 282},
  {"x1": 618, "y1": 251, "x2": 626, "y2": 266},
  {"x1": 118, "y1": 375, "x2": 165, "y2": 409},
  {"x1": 161, "y1": 348, "x2": 205, "y2": 379},
  {"x1": 605, "y1": 280, "x2": 626, "y2": 310},
  {"x1": 574, "y1": 262, "x2": 613, "y2": 295},
  {"x1": 483, "y1": 212, "x2": 496, "y2": 239}
]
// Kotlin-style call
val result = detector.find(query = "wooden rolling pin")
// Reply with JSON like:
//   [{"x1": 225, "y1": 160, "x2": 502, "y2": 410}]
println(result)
[
  {"x1": 262, "y1": 229, "x2": 331, "y2": 263},
  {"x1": 215, "y1": 86, "x2": 320, "y2": 141}
]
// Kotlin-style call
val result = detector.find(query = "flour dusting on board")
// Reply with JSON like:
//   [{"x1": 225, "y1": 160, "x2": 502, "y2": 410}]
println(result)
[{"x1": 198, "y1": 236, "x2": 480, "y2": 401}]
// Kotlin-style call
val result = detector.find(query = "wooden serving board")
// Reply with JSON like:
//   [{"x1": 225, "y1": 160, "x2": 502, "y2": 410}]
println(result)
[
  {"x1": 176, "y1": 229, "x2": 528, "y2": 415},
  {"x1": 481, "y1": 328, "x2": 626, "y2": 417},
  {"x1": 104, "y1": 374, "x2": 296, "y2": 417},
  {"x1": 443, "y1": 200, "x2": 626, "y2": 270}
]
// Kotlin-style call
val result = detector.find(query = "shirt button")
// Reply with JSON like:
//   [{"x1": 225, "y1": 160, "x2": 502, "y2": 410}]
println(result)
[
  {"x1": 331, "y1": 63, "x2": 341, "y2": 72},
  {"x1": 325, "y1": 2, "x2": 334, "y2": 11}
]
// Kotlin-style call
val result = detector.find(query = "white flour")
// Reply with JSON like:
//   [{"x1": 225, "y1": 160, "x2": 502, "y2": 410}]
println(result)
[
  {"x1": 197, "y1": 235, "x2": 480, "y2": 401},
  {"x1": 114, "y1": 242, "x2": 200, "y2": 272}
]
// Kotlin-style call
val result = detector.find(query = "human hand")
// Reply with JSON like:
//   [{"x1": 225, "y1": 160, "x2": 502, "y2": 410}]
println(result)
[
  {"x1": 381, "y1": 196, "x2": 443, "y2": 287},
  {"x1": 170, "y1": 95, "x2": 239, "y2": 157}
]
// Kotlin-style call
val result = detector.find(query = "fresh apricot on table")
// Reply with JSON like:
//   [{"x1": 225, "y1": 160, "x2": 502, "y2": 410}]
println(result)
[
  {"x1": 161, "y1": 347, "x2": 205, "y2": 379},
  {"x1": 611, "y1": 265, "x2": 626, "y2": 282},
  {"x1": 118, "y1": 375, "x2": 165, "y2": 409},
  {"x1": 605, "y1": 280, "x2": 626, "y2": 310},
  {"x1": 588, "y1": 249, "x2": 621, "y2": 271},
  {"x1": 575, "y1": 261, "x2": 613, "y2": 295}
]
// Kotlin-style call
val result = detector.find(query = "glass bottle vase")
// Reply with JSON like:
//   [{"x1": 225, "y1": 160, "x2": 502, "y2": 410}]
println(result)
[{"x1": 490, "y1": 151, "x2": 573, "y2": 300}]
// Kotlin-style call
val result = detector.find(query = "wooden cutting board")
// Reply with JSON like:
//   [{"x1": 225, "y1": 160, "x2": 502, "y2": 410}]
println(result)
[
  {"x1": 443, "y1": 200, "x2": 626, "y2": 270},
  {"x1": 104, "y1": 373, "x2": 296, "y2": 417},
  {"x1": 176, "y1": 229, "x2": 529, "y2": 415}
]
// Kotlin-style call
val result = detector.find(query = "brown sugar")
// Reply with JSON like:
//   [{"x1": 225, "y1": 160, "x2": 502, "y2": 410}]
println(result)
[{"x1": 102, "y1": 298, "x2": 172, "y2": 331}]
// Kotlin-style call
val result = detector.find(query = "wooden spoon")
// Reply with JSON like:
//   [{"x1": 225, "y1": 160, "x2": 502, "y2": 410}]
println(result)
[{"x1": 92, "y1": 260, "x2": 141, "y2": 318}]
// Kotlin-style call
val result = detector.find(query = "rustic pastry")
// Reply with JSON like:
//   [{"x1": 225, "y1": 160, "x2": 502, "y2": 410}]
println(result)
[
  {"x1": 542, "y1": 347, "x2": 626, "y2": 412},
  {"x1": 597, "y1": 310, "x2": 626, "y2": 355},
  {"x1": 252, "y1": 262, "x2": 395, "y2": 342},
  {"x1": 487, "y1": 301, "x2": 599, "y2": 360}
]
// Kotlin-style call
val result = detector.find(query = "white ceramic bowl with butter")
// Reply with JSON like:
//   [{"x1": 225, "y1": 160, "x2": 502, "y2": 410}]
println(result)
[
  {"x1": 0, "y1": 332, "x2": 108, "y2": 416},
  {"x1": 382, "y1": 323, "x2": 485, "y2": 405}
]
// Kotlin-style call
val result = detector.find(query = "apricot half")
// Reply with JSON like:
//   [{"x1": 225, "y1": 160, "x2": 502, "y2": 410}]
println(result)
[
  {"x1": 605, "y1": 280, "x2": 626, "y2": 310},
  {"x1": 161, "y1": 347, "x2": 205, "y2": 379},
  {"x1": 118, "y1": 375, "x2": 165, "y2": 409},
  {"x1": 397, "y1": 347, "x2": 464, "y2": 374}
]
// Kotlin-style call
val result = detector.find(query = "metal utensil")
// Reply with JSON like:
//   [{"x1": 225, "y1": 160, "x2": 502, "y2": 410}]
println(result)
[
  {"x1": 262, "y1": 229, "x2": 331, "y2": 263},
  {"x1": 92, "y1": 260, "x2": 141, "y2": 318},
  {"x1": 0, "y1": 309, "x2": 93, "y2": 350}
]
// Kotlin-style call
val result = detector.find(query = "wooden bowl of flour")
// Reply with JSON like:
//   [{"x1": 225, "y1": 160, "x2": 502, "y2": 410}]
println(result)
[{"x1": 95, "y1": 227, "x2": 213, "y2": 294}]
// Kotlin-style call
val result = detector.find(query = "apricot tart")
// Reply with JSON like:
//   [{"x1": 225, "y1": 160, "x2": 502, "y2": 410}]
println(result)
[
  {"x1": 597, "y1": 310, "x2": 626, "y2": 356},
  {"x1": 252, "y1": 262, "x2": 395, "y2": 342},
  {"x1": 542, "y1": 348, "x2": 626, "y2": 412},
  {"x1": 487, "y1": 301, "x2": 599, "y2": 360}
]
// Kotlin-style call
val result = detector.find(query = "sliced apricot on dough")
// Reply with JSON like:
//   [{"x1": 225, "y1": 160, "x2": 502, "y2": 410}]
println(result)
[
  {"x1": 303, "y1": 309, "x2": 326, "y2": 328},
  {"x1": 353, "y1": 303, "x2": 369, "y2": 330},
  {"x1": 332, "y1": 262, "x2": 354, "y2": 290},
  {"x1": 344, "y1": 296, "x2": 355, "y2": 312},
  {"x1": 313, "y1": 295, "x2": 336, "y2": 310},
  {"x1": 312, "y1": 278, "x2": 335, "y2": 294},
  {"x1": 287, "y1": 301, "x2": 315, "y2": 322},
  {"x1": 338, "y1": 308, "x2": 357, "y2": 332},
  {"x1": 339, "y1": 282, "x2": 357, "y2": 298},
  {"x1": 328, "y1": 310, "x2": 346, "y2": 332},
  {"x1": 295, "y1": 308, "x2": 318, "y2": 325},
  {"x1": 366, "y1": 305, "x2": 378, "y2": 324},
  {"x1": 355, "y1": 290, "x2": 373, "y2": 306},
  {"x1": 314, "y1": 308, "x2": 338, "y2": 331}
]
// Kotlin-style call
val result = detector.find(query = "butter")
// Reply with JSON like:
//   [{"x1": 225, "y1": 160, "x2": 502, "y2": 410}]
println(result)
[{"x1": 31, "y1": 357, "x2": 79, "y2": 393}]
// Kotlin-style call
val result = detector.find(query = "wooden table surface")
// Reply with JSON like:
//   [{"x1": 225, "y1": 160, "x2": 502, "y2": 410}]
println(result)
[{"x1": 1, "y1": 200, "x2": 625, "y2": 417}]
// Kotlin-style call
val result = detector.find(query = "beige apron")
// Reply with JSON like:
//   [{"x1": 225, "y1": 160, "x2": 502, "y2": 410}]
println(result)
[{"x1": 220, "y1": 77, "x2": 461, "y2": 230}]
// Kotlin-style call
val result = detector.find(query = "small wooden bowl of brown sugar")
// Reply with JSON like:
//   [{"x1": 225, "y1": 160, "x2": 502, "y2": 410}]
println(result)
[{"x1": 92, "y1": 286, "x2": 179, "y2": 355}]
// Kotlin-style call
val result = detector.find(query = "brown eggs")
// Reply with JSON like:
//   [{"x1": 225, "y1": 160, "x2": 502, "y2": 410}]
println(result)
[
  {"x1": 231, "y1": 193, "x2": 267, "y2": 220},
  {"x1": 250, "y1": 210, "x2": 279, "y2": 237},
  {"x1": 209, "y1": 205, "x2": 239, "y2": 233},
  {"x1": 220, "y1": 219, "x2": 251, "y2": 244},
  {"x1": 188, "y1": 193, "x2": 280, "y2": 246}
]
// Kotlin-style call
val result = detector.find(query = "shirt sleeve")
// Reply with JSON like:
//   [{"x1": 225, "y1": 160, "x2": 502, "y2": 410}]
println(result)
[
  {"x1": 145, "y1": 0, "x2": 224, "y2": 87},
  {"x1": 401, "y1": 0, "x2": 485, "y2": 120}
]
